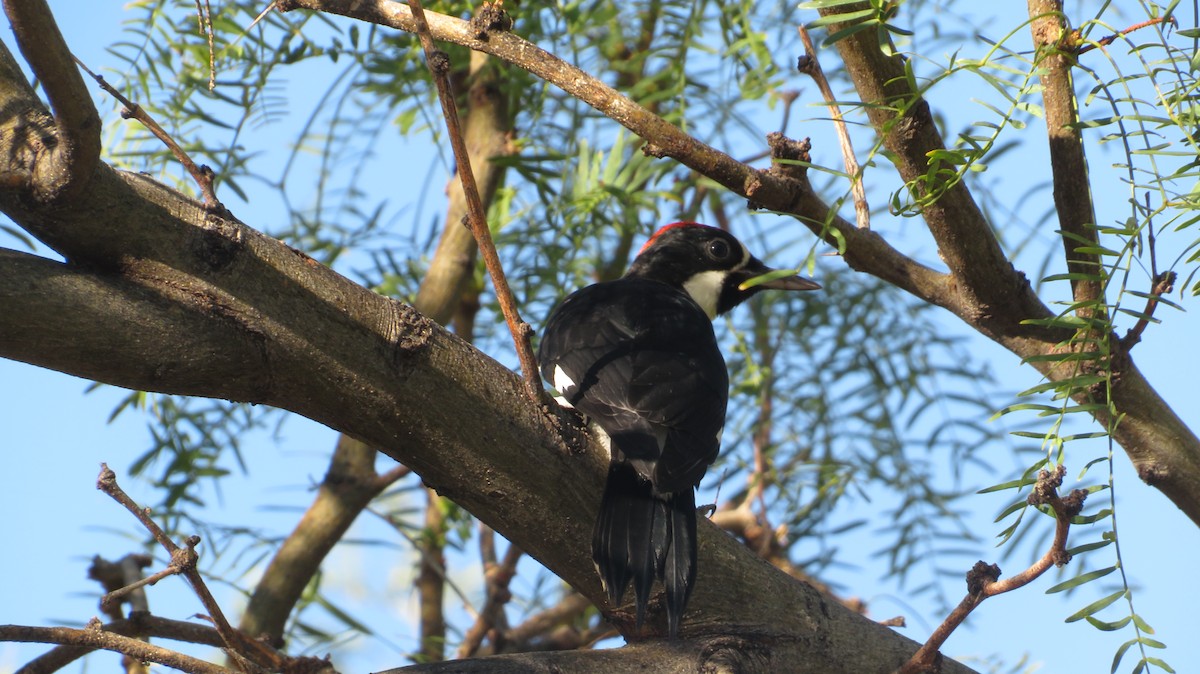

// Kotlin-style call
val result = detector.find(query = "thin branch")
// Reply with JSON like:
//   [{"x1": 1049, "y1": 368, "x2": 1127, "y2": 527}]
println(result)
[
  {"x1": 16, "y1": 615, "x2": 226, "y2": 674},
  {"x1": 1121, "y1": 271, "x2": 1177, "y2": 349},
  {"x1": 101, "y1": 565, "x2": 179, "y2": 613},
  {"x1": 405, "y1": 0, "x2": 541, "y2": 401},
  {"x1": 72, "y1": 57, "x2": 225, "y2": 213},
  {"x1": 195, "y1": 0, "x2": 217, "y2": 90},
  {"x1": 1, "y1": 0, "x2": 100, "y2": 200},
  {"x1": 895, "y1": 465, "x2": 1087, "y2": 674},
  {"x1": 2, "y1": 622, "x2": 234, "y2": 674},
  {"x1": 1077, "y1": 15, "x2": 1177, "y2": 55},
  {"x1": 89, "y1": 554, "x2": 153, "y2": 619},
  {"x1": 797, "y1": 25, "x2": 869, "y2": 229},
  {"x1": 96, "y1": 464, "x2": 282, "y2": 672}
]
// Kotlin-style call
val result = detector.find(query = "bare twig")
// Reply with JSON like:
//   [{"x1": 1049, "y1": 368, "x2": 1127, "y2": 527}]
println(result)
[
  {"x1": 195, "y1": 0, "x2": 217, "y2": 90},
  {"x1": 101, "y1": 565, "x2": 179, "y2": 613},
  {"x1": 16, "y1": 615, "x2": 226, "y2": 674},
  {"x1": 797, "y1": 25, "x2": 869, "y2": 229},
  {"x1": 89, "y1": 554, "x2": 154, "y2": 619},
  {"x1": 2, "y1": 0, "x2": 100, "y2": 200},
  {"x1": 96, "y1": 464, "x2": 281, "y2": 671},
  {"x1": 3, "y1": 622, "x2": 234, "y2": 674},
  {"x1": 405, "y1": 0, "x2": 542, "y2": 401},
  {"x1": 72, "y1": 57, "x2": 225, "y2": 213},
  {"x1": 895, "y1": 465, "x2": 1087, "y2": 674},
  {"x1": 1077, "y1": 15, "x2": 1177, "y2": 55},
  {"x1": 1121, "y1": 271, "x2": 1177, "y2": 349}
]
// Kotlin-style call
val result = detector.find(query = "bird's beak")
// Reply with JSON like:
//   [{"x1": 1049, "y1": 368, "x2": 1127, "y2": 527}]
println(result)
[{"x1": 736, "y1": 263, "x2": 821, "y2": 292}]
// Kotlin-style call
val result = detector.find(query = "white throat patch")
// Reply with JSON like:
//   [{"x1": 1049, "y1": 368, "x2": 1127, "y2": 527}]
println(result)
[{"x1": 683, "y1": 270, "x2": 728, "y2": 320}]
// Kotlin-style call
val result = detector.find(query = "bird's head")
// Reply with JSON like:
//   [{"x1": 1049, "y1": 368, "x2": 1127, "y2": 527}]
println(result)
[{"x1": 625, "y1": 222, "x2": 820, "y2": 319}]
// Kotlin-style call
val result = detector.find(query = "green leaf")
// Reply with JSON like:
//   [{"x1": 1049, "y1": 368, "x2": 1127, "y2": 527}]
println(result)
[
  {"x1": 1087, "y1": 614, "x2": 1132, "y2": 631},
  {"x1": 1144, "y1": 657, "x2": 1175, "y2": 672},
  {"x1": 978, "y1": 476, "x2": 1037, "y2": 493},
  {"x1": 1112, "y1": 638, "x2": 1138, "y2": 674},
  {"x1": 1045, "y1": 565, "x2": 1117, "y2": 594},
  {"x1": 1065, "y1": 589, "x2": 1126, "y2": 622}
]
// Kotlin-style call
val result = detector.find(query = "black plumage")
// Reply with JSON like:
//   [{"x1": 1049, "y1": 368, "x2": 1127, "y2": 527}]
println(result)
[{"x1": 538, "y1": 223, "x2": 819, "y2": 637}]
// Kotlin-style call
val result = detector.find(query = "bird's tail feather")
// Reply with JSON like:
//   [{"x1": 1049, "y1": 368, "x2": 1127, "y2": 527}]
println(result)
[
  {"x1": 592, "y1": 463, "x2": 696, "y2": 637},
  {"x1": 663, "y1": 488, "x2": 697, "y2": 638}
]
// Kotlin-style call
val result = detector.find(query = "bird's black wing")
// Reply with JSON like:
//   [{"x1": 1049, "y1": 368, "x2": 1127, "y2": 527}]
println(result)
[{"x1": 539, "y1": 278, "x2": 728, "y2": 493}]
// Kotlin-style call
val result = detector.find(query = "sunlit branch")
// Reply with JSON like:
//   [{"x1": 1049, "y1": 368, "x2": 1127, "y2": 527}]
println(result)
[{"x1": 896, "y1": 465, "x2": 1087, "y2": 674}]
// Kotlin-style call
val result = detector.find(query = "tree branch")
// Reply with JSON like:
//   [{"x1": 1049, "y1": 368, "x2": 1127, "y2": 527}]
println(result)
[
  {"x1": 796, "y1": 25, "x2": 869, "y2": 230},
  {"x1": 97, "y1": 465, "x2": 283, "y2": 672},
  {"x1": 1027, "y1": 0, "x2": 1105, "y2": 312},
  {"x1": 3, "y1": 622, "x2": 234, "y2": 674},
  {"x1": 814, "y1": 4, "x2": 1019, "y2": 313},
  {"x1": 413, "y1": 50, "x2": 511, "y2": 327},
  {"x1": 16, "y1": 615, "x2": 225, "y2": 674},
  {"x1": 896, "y1": 466, "x2": 1087, "y2": 674},
  {"x1": 406, "y1": 0, "x2": 540, "y2": 400},
  {"x1": 1, "y1": 0, "x2": 100, "y2": 201},
  {"x1": 0, "y1": 230, "x2": 976, "y2": 670},
  {"x1": 73, "y1": 57, "x2": 223, "y2": 212}
]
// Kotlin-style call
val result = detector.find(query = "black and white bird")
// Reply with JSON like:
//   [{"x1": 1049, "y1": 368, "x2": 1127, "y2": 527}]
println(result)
[{"x1": 538, "y1": 222, "x2": 819, "y2": 637}]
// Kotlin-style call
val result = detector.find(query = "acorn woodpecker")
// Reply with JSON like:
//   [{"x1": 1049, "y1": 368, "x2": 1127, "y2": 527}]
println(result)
[{"x1": 538, "y1": 222, "x2": 819, "y2": 637}]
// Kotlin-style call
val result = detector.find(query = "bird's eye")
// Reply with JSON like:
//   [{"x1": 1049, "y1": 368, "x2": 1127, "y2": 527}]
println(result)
[{"x1": 707, "y1": 239, "x2": 731, "y2": 260}]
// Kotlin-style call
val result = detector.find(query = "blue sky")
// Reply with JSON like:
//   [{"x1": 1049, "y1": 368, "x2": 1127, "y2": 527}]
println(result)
[{"x1": 2, "y1": 3, "x2": 1199, "y2": 674}]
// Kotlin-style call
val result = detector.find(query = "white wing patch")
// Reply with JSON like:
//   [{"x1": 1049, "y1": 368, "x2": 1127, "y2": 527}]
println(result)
[
  {"x1": 553, "y1": 364, "x2": 576, "y2": 392},
  {"x1": 551, "y1": 364, "x2": 577, "y2": 408}
]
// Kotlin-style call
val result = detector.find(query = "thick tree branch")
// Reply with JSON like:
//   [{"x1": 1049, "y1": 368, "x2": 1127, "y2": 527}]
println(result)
[
  {"x1": 1027, "y1": 1, "x2": 1105, "y2": 311},
  {"x1": 815, "y1": 4, "x2": 1020, "y2": 315},
  {"x1": 1, "y1": 0, "x2": 100, "y2": 201}
]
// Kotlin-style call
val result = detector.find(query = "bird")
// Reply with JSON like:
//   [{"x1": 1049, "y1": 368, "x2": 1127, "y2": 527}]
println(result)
[{"x1": 537, "y1": 222, "x2": 819, "y2": 637}]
